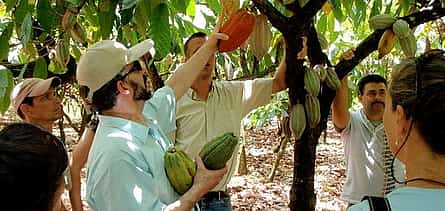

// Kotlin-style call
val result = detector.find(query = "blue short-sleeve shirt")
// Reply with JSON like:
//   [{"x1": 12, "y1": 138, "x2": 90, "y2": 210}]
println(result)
[{"x1": 86, "y1": 86, "x2": 179, "y2": 211}]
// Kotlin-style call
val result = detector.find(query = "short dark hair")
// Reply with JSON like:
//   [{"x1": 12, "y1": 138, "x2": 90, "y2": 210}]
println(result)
[
  {"x1": 357, "y1": 74, "x2": 387, "y2": 95},
  {"x1": 0, "y1": 123, "x2": 68, "y2": 211},
  {"x1": 184, "y1": 32, "x2": 207, "y2": 55}
]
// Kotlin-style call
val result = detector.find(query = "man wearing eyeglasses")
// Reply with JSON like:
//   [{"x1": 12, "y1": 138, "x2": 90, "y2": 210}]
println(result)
[
  {"x1": 10, "y1": 78, "x2": 69, "y2": 211},
  {"x1": 11, "y1": 77, "x2": 63, "y2": 132},
  {"x1": 76, "y1": 26, "x2": 229, "y2": 210}
]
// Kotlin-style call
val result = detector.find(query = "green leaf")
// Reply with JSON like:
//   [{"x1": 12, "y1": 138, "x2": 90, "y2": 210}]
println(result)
[
  {"x1": 186, "y1": 0, "x2": 195, "y2": 17},
  {"x1": 172, "y1": 0, "x2": 187, "y2": 14},
  {"x1": 5, "y1": 0, "x2": 18, "y2": 12},
  {"x1": 0, "y1": 68, "x2": 13, "y2": 114},
  {"x1": 206, "y1": 0, "x2": 222, "y2": 15},
  {"x1": 0, "y1": 22, "x2": 14, "y2": 60},
  {"x1": 20, "y1": 13, "x2": 33, "y2": 48},
  {"x1": 65, "y1": 0, "x2": 82, "y2": 6},
  {"x1": 37, "y1": 0, "x2": 56, "y2": 32},
  {"x1": 14, "y1": 0, "x2": 33, "y2": 24},
  {"x1": 98, "y1": 0, "x2": 118, "y2": 39},
  {"x1": 370, "y1": 0, "x2": 382, "y2": 19},
  {"x1": 120, "y1": 6, "x2": 135, "y2": 26},
  {"x1": 316, "y1": 15, "x2": 327, "y2": 33},
  {"x1": 133, "y1": 0, "x2": 151, "y2": 36},
  {"x1": 33, "y1": 57, "x2": 48, "y2": 79},
  {"x1": 150, "y1": 3, "x2": 171, "y2": 60},
  {"x1": 330, "y1": 0, "x2": 345, "y2": 22}
]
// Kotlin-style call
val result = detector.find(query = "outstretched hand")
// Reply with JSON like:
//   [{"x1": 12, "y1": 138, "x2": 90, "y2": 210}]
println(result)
[{"x1": 205, "y1": 14, "x2": 229, "y2": 52}]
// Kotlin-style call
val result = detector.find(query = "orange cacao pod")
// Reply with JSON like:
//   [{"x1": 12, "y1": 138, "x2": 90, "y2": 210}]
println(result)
[
  {"x1": 218, "y1": 9, "x2": 255, "y2": 53},
  {"x1": 249, "y1": 15, "x2": 272, "y2": 59}
]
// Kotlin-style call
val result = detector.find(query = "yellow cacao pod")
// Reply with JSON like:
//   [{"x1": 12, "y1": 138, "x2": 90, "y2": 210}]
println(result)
[
  {"x1": 325, "y1": 67, "x2": 341, "y2": 91},
  {"x1": 304, "y1": 67, "x2": 320, "y2": 96},
  {"x1": 55, "y1": 39, "x2": 70, "y2": 66},
  {"x1": 369, "y1": 14, "x2": 396, "y2": 30},
  {"x1": 164, "y1": 147, "x2": 196, "y2": 195},
  {"x1": 392, "y1": 19, "x2": 411, "y2": 39},
  {"x1": 70, "y1": 23, "x2": 87, "y2": 44},
  {"x1": 304, "y1": 95, "x2": 321, "y2": 128},
  {"x1": 199, "y1": 132, "x2": 239, "y2": 170},
  {"x1": 399, "y1": 32, "x2": 417, "y2": 58},
  {"x1": 290, "y1": 104, "x2": 306, "y2": 140},
  {"x1": 249, "y1": 15, "x2": 272, "y2": 59},
  {"x1": 218, "y1": 9, "x2": 256, "y2": 53},
  {"x1": 378, "y1": 29, "x2": 397, "y2": 59},
  {"x1": 221, "y1": 0, "x2": 239, "y2": 18}
]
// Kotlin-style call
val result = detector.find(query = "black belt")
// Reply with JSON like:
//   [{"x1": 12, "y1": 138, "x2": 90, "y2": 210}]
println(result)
[{"x1": 202, "y1": 191, "x2": 229, "y2": 200}]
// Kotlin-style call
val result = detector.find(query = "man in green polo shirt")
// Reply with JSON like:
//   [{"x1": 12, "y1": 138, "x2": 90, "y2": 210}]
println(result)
[{"x1": 76, "y1": 29, "x2": 229, "y2": 210}]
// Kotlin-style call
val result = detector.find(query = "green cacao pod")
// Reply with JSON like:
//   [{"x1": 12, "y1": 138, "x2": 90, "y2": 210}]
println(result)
[
  {"x1": 314, "y1": 64, "x2": 327, "y2": 81},
  {"x1": 55, "y1": 39, "x2": 70, "y2": 66},
  {"x1": 249, "y1": 14, "x2": 273, "y2": 59},
  {"x1": 369, "y1": 14, "x2": 397, "y2": 30},
  {"x1": 304, "y1": 95, "x2": 321, "y2": 128},
  {"x1": 399, "y1": 32, "x2": 417, "y2": 58},
  {"x1": 304, "y1": 67, "x2": 320, "y2": 96},
  {"x1": 199, "y1": 132, "x2": 239, "y2": 170},
  {"x1": 392, "y1": 19, "x2": 411, "y2": 39},
  {"x1": 164, "y1": 147, "x2": 197, "y2": 195},
  {"x1": 290, "y1": 104, "x2": 306, "y2": 140},
  {"x1": 62, "y1": 10, "x2": 77, "y2": 31},
  {"x1": 325, "y1": 67, "x2": 341, "y2": 91}
]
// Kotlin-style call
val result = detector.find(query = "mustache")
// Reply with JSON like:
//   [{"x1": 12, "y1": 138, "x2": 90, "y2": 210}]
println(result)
[{"x1": 371, "y1": 101, "x2": 385, "y2": 106}]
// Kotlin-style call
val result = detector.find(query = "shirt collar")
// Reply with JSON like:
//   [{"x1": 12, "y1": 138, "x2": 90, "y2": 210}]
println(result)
[{"x1": 98, "y1": 114, "x2": 157, "y2": 143}]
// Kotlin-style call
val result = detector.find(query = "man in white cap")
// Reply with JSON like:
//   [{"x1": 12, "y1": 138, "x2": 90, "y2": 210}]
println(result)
[
  {"x1": 10, "y1": 77, "x2": 63, "y2": 132},
  {"x1": 76, "y1": 27, "x2": 229, "y2": 210}
]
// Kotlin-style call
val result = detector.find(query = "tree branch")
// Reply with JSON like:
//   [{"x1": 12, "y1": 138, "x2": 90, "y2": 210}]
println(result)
[
  {"x1": 301, "y1": 0, "x2": 327, "y2": 19},
  {"x1": 252, "y1": 0, "x2": 289, "y2": 33}
]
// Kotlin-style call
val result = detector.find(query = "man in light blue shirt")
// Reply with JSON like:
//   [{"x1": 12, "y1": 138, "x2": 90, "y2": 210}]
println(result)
[{"x1": 76, "y1": 29, "x2": 229, "y2": 210}]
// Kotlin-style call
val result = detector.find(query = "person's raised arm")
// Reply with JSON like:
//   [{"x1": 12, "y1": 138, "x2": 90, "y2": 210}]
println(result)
[
  {"x1": 272, "y1": 49, "x2": 287, "y2": 93},
  {"x1": 331, "y1": 77, "x2": 350, "y2": 131},
  {"x1": 166, "y1": 17, "x2": 228, "y2": 101}
]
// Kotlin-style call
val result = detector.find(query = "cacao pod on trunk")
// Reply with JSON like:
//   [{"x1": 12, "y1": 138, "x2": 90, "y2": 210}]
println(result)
[
  {"x1": 304, "y1": 95, "x2": 321, "y2": 128},
  {"x1": 378, "y1": 29, "x2": 397, "y2": 59},
  {"x1": 70, "y1": 23, "x2": 87, "y2": 44},
  {"x1": 399, "y1": 32, "x2": 417, "y2": 58},
  {"x1": 55, "y1": 39, "x2": 70, "y2": 66},
  {"x1": 325, "y1": 67, "x2": 341, "y2": 91},
  {"x1": 199, "y1": 132, "x2": 239, "y2": 170},
  {"x1": 164, "y1": 147, "x2": 196, "y2": 195},
  {"x1": 218, "y1": 9, "x2": 255, "y2": 53},
  {"x1": 369, "y1": 14, "x2": 396, "y2": 30},
  {"x1": 304, "y1": 67, "x2": 320, "y2": 96},
  {"x1": 392, "y1": 19, "x2": 411, "y2": 39},
  {"x1": 249, "y1": 15, "x2": 272, "y2": 59},
  {"x1": 314, "y1": 64, "x2": 327, "y2": 82},
  {"x1": 290, "y1": 104, "x2": 306, "y2": 140}
]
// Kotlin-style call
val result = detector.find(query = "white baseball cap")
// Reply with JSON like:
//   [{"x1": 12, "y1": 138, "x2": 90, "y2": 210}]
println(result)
[{"x1": 10, "y1": 77, "x2": 61, "y2": 112}]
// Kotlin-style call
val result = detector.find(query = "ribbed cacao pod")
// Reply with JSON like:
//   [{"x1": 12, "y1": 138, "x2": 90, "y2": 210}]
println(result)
[
  {"x1": 304, "y1": 95, "x2": 321, "y2": 128},
  {"x1": 399, "y1": 32, "x2": 417, "y2": 58},
  {"x1": 249, "y1": 15, "x2": 272, "y2": 59},
  {"x1": 378, "y1": 29, "x2": 397, "y2": 59},
  {"x1": 290, "y1": 104, "x2": 306, "y2": 140},
  {"x1": 199, "y1": 132, "x2": 239, "y2": 170},
  {"x1": 369, "y1": 14, "x2": 396, "y2": 30},
  {"x1": 62, "y1": 10, "x2": 77, "y2": 31},
  {"x1": 218, "y1": 9, "x2": 255, "y2": 53},
  {"x1": 317, "y1": 32, "x2": 329, "y2": 50},
  {"x1": 221, "y1": 0, "x2": 239, "y2": 18},
  {"x1": 164, "y1": 147, "x2": 197, "y2": 195},
  {"x1": 325, "y1": 67, "x2": 341, "y2": 90},
  {"x1": 55, "y1": 39, "x2": 70, "y2": 66},
  {"x1": 392, "y1": 19, "x2": 411, "y2": 39},
  {"x1": 314, "y1": 64, "x2": 327, "y2": 81},
  {"x1": 70, "y1": 23, "x2": 87, "y2": 44},
  {"x1": 304, "y1": 67, "x2": 320, "y2": 96}
]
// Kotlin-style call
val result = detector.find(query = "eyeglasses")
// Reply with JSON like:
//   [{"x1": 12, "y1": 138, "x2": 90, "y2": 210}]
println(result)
[{"x1": 414, "y1": 49, "x2": 445, "y2": 100}]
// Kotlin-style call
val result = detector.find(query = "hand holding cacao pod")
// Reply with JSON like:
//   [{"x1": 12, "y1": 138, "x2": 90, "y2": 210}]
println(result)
[
  {"x1": 199, "y1": 132, "x2": 239, "y2": 170},
  {"x1": 218, "y1": 9, "x2": 255, "y2": 52},
  {"x1": 164, "y1": 147, "x2": 197, "y2": 195}
]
